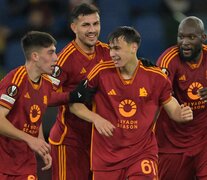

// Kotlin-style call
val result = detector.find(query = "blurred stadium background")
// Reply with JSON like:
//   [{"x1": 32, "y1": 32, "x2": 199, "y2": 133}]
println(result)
[{"x1": 0, "y1": 0, "x2": 206, "y2": 179}]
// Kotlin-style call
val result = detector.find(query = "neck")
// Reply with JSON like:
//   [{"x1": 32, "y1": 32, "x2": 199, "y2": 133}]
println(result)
[
  {"x1": 74, "y1": 39, "x2": 95, "y2": 54},
  {"x1": 120, "y1": 59, "x2": 138, "y2": 79},
  {"x1": 25, "y1": 62, "x2": 41, "y2": 82}
]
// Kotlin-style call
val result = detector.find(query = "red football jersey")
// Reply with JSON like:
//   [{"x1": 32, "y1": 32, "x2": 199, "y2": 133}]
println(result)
[
  {"x1": 87, "y1": 60, "x2": 172, "y2": 170},
  {"x1": 156, "y1": 45, "x2": 207, "y2": 153},
  {"x1": 49, "y1": 40, "x2": 111, "y2": 148},
  {"x1": 0, "y1": 66, "x2": 54, "y2": 175}
]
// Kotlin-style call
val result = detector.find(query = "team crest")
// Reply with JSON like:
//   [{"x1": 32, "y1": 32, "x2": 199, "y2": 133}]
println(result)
[
  {"x1": 7, "y1": 85, "x2": 18, "y2": 97},
  {"x1": 52, "y1": 65, "x2": 61, "y2": 78}
]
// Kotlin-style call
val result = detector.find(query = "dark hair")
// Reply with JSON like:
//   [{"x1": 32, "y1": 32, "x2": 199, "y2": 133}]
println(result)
[
  {"x1": 108, "y1": 26, "x2": 141, "y2": 46},
  {"x1": 21, "y1": 31, "x2": 56, "y2": 59},
  {"x1": 70, "y1": 3, "x2": 100, "y2": 23}
]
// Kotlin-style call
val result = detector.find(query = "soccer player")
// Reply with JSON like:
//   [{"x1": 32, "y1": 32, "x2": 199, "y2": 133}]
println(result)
[
  {"x1": 70, "y1": 26, "x2": 193, "y2": 180},
  {"x1": 156, "y1": 16, "x2": 207, "y2": 179},
  {"x1": 0, "y1": 31, "x2": 56, "y2": 180},
  {"x1": 48, "y1": 3, "x2": 111, "y2": 180},
  {"x1": 0, "y1": 31, "x2": 90, "y2": 180}
]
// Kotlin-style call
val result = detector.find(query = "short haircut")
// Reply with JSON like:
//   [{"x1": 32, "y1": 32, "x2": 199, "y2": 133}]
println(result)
[
  {"x1": 108, "y1": 26, "x2": 141, "y2": 46},
  {"x1": 70, "y1": 3, "x2": 100, "y2": 23},
  {"x1": 179, "y1": 16, "x2": 205, "y2": 34},
  {"x1": 21, "y1": 31, "x2": 56, "y2": 59}
]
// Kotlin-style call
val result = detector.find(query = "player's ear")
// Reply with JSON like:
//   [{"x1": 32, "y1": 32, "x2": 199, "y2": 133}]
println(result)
[
  {"x1": 31, "y1": 51, "x2": 39, "y2": 62},
  {"x1": 201, "y1": 33, "x2": 207, "y2": 42},
  {"x1": 71, "y1": 23, "x2": 76, "y2": 34},
  {"x1": 131, "y1": 42, "x2": 138, "y2": 53}
]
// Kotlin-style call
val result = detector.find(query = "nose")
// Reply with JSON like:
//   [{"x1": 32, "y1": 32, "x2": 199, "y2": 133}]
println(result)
[
  {"x1": 54, "y1": 53, "x2": 58, "y2": 62},
  {"x1": 182, "y1": 37, "x2": 190, "y2": 45},
  {"x1": 89, "y1": 25, "x2": 96, "y2": 32}
]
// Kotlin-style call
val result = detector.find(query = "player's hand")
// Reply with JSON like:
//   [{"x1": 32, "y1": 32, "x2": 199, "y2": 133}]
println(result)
[
  {"x1": 139, "y1": 57, "x2": 156, "y2": 67},
  {"x1": 198, "y1": 87, "x2": 207, "y2": 102},
  {"x1": 180, "y1": 104, "x2": 193, "y2": 122},
  {"x1": 93, "y1": 115, "x2": 116, "y2": 137},
  {"x1": 41, "y1": 153, "x2": 52, "y2": 171},
  {"x1": 27, "y1": 136, "x2": 51, "y2": 157},
  {"x1": 69, "y1": 79, "x2": 88, "y2": 103},
  {"x1": 69, "y1": 79, "x2": 96, "y2": 104}
]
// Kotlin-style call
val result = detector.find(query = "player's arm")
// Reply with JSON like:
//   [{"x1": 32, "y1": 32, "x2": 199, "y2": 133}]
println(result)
[
  {"x1": 38, "y1": 123, "x2": 52, "y2": 171},
  {"x1": 0, "y1": 105, "x2": 50, "y2": 158},
  {"x1": 38, "y1": 123, "x2": 45, "y2": 141},
  {"x1": 70, "y1": 103, "x2": 115, "y2": 137},
  {"x1": 48, "y1": 80, "x2": 92, "y2": 106},
  {"x1": 48, "y1": 90, "x2": 69, "y2": 106},
  {"x1": 163, "y1": 97, "x2": 193, "y2": 122}
]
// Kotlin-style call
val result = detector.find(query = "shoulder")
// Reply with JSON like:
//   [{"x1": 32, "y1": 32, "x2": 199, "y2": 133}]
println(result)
[
  {"x1": 96, "y1": 41, "x2": 109, "y2": 49},
  {"x1": 139, "y1": 60, "x2": 167, "y2": 79},
  {"x1": 87, "y1": 60, "x2": 115, "y2": 81},
  {"x1": 57, "y1": 41, "x2": 78, "y2": 67},
  {"x1": 5, "y1": 66, "x2": 27, "y2": 87},
  {"x1": 157, "y1": 45, "x2": 180, "y2": 68},
  {"x1": 0, "y1": 66, "x2": 27, "y2": 103},
  {"x1": 42, "y1": 74, "x2": 60, "y2": 89},
  {"x1": 96, "y1": 41, "x2": 110, "y2": 55}
]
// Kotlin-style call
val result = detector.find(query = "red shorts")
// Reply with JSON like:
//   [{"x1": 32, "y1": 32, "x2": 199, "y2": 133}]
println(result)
[
  {"x1": 159, "y1": 145, "x2": 207, "y2": 180},
  {"x1": 0, "y1": 173, "x2": 37, "y2": 180},
  {"x1": 51, "y1": 144, "x2": 92, "y2": 180},
  {"x1": 93, "y1": 157, "x2": 158, "y2": 180}
]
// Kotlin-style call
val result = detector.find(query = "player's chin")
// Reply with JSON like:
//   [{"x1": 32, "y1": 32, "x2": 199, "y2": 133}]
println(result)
[{"x1": 88, "y1": 38, "x2": 98, "y2": 45}]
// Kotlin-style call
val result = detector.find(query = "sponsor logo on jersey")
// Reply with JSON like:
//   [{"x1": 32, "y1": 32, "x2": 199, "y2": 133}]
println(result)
[
  {"x1": 7, "y1": 85, "x2": 18, "y2": 97},
  {"x1": 187, "y1": 82, "x2": 203, "y2": 100},
  {"x1": 27, "y1": 175, "x2": 36, "y2": 180},
  {"x1": 119, "y1": 99, "x2": 137, "y2": 117},
  {"x1": 117, "y1": 99, "x2": 138, "y2": 129},
  {"x1": 30, "y1": 104, "x2": 41, "y2": 123}
]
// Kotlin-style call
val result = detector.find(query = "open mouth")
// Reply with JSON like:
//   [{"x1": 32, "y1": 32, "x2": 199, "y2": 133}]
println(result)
[{"x1": 181, "y1": 48, "x2": 192, "y2": 56}]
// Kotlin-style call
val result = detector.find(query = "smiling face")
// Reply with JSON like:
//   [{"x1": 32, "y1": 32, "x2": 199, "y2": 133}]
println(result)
[
  {"x1": 71, "y1": 12, "x2": 100, "y2": 53},
  {"x1": 177, "y1": 17, "x2": 206, "y2": 62},
  {"x1": 109, "y1": 36, "x2": 137, "y2": 68}
]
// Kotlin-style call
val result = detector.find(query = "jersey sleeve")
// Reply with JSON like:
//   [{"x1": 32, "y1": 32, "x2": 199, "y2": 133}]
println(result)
[
  {"x1": 0, "y1": 72, "x2": 21, "y2": 110},
  {"x1": 87, "y1": 60, "x2": 115, "y2": 88},
  {"x1": 156, "y1": 46, "x2": 179, "y2": 83},
  {"x1": 159, "y1": 77, "x2": 172, "y2": 105}
]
